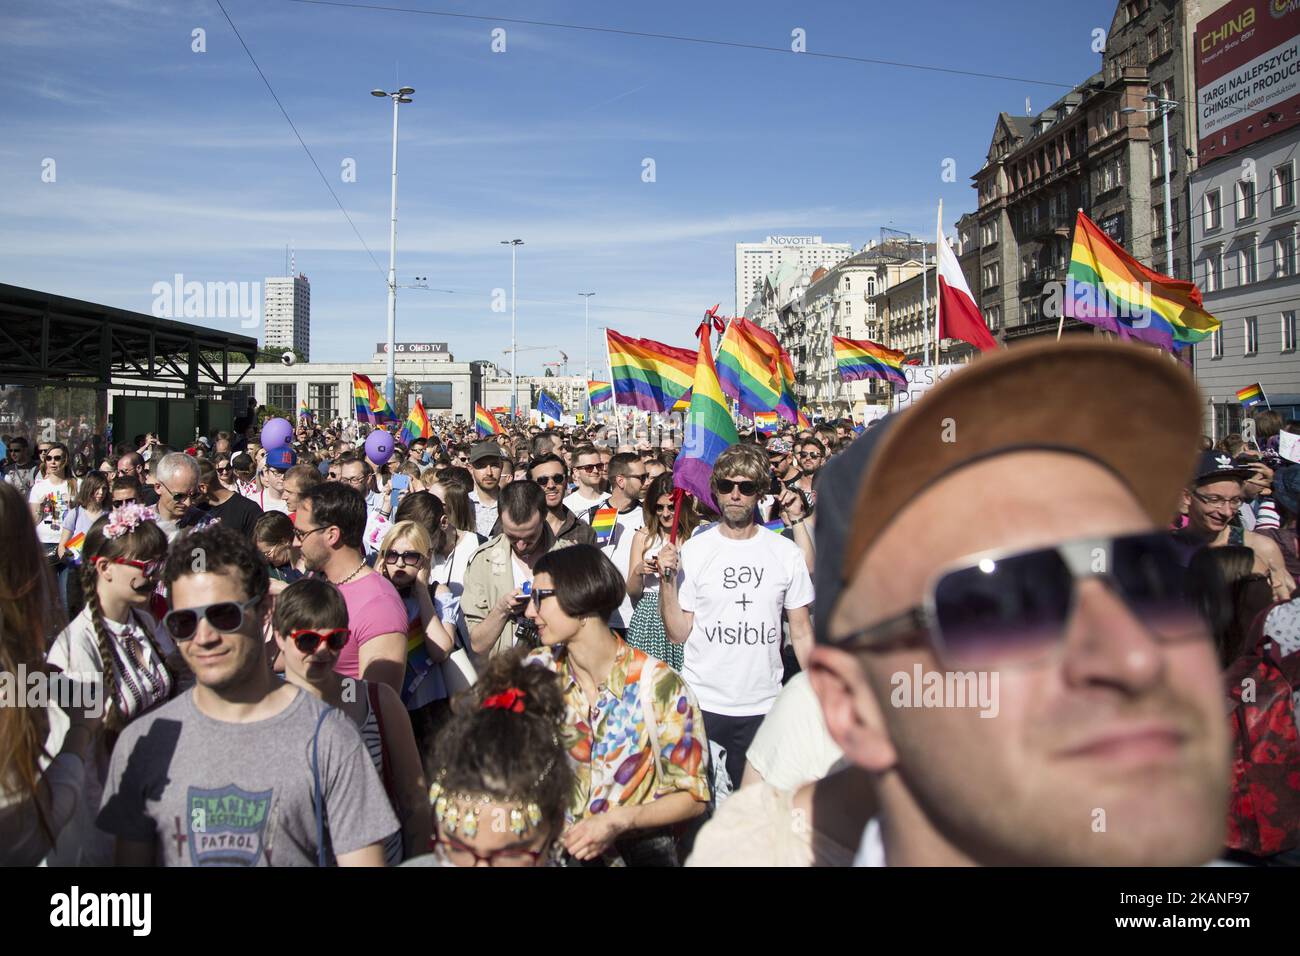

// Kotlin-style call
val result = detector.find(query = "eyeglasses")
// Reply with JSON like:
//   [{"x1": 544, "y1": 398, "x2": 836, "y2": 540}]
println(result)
[
  {"x1": 830, "y1": 532, "x2": 1205, "y2": 670},
  {"x1": 575, "y1": 464, "x2": 606, "y2": 473},
  {"x1": 293, "y1": 524, "x2": 331, "y2": 542},
  {"x1": 654, "y1": 502, "x2": 674, "y2": 513},
  {"x1": 159, "y1": 479, "x2": 200, "y2": 502},
  {"x1": 288, "y1": 627, "x2": 350, "y2": 654},
  {"x1": 432, "y1": 835, "x2": 547, "y2": 868},
  {"x1": 384, "y1": 550, "x2": 425, "y2": 568},
  {"x1": 339, "y1": 474, "x2": 367, "y2": 486},
  {"x1": 715, "y1": 479, "x2": 758, "y2": 496},
  {"x1": 533, "y1": 473, "x2": 566, "y2": 487},
  {"x1": 530, "y1": 587, "x2": 557, "y2": 609},
  {"x1": 112, "y1": 556, "x2": 163, "y2": 578},
  {"x1": 46, "y1": 455, "x2": 65, "y2": 464},
  {"x1": 216, "y1": 465, "x2": 233, "y2": 473},
  {"x1": 798, "y1": 451, "x2": 823, "y2": 460},
  {"x1": 625, "y1": 472, "x2": 648, "y2": 482},
  {"x1": 1191, "y1": 491, "x2": 1244, "y2": 509},
  {"x1": 163, "y1": 595, "x2": 264, "y2": 641},
  {"x1": 112, "y1": 497, "x2": 138, "y2": 508}
]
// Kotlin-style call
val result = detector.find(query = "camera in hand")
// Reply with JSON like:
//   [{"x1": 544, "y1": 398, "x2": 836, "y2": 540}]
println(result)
[{"x1": 514, "y1": 616, "x2": 540, "y2": 649}]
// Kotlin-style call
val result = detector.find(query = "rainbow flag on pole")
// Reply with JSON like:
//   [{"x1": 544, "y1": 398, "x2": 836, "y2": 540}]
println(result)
[
  {"x1": 753, "y1": 411, "x2": 779, "y2": 434},
  {"x1": 587, "y1": 380, "x2": 613, "y2": 406},
  {"x1": 298, "y1": 398, "x2": 313, "y2": 421},
  {"x1": 352, "y1": 373, "x2": 399, "y2": 425},
  {"x1": 400, "y1": 397, "x2": 432, "y2": 445},
  {"x1": 716, "y1": 317, "x2": 802, "y2": 426},
  {"x1": 1236, "y1": 383, "x2": 1267, "y2": 409},
  {"x1": 474, "y1": 402, "x2": 504, "y2": 437},
  {"x1": 606, "y1": 329, "x2": 696, "y2": 413},
  {"x1": 673, "y1": 324, "x2": 739, "y2": 513},
  {"x1": 833, "y1": 336, "x2": 908, "y2": 387},
  {"x1": 1063, "y1": 210, "x2": 1220, "y2": 351}
]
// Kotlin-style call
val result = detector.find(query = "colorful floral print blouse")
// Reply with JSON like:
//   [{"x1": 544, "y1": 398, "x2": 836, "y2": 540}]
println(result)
[{"x1": 526, "y1": 640, "x2": 711, "y2": 823}]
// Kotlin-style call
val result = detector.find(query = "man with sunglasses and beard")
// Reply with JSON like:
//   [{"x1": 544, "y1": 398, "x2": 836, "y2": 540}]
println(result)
[
  {"x1": 97, "y1": 525, "x2": 397, "y2": 866},
  {"x1": 799, "y1": 340, "x2": 1233, "y2": 866},
  {"x1": 658, "y1": 443, "x2": 815, "y2": 791},
  {"x1": 523, "y1": 454, "x2": 595, "y2": 546}
]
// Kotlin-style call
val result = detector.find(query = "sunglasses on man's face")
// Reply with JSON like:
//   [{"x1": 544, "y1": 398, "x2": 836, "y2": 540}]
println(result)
[
  {"x1": 575, "y1": 464, "x2": 606, "y2": 473},
  {"x1": 288, "y1": 627, "x2": 350, "y2": 655},
  {"x1": 716, "y1": 479, "x2": 758, "y2": 496},
  {"x1": 830, "y1": 532, "x2": 1205, "y2": 670},
  {"x1": 163, "y1": 595, "x2": 264, "y2": 641},
  {"x1": 113, "y1": 497, "x2": 137, "y2": 508},
  {"x1": 533, "y1": 473, "x2": 565, "y2": 487}
]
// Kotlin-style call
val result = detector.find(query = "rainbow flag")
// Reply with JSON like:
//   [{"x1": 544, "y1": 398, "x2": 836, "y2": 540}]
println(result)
[
  {"x1": 474, "y1": 402, "x2": 504, "y2": 438},
  {"x1": 761, "y1": 518, "x2": 786, "y2": 534},
  {"x1": 64, "y1": 531, "x2": 86, "y2": 565},
  {"x1": 671, "y1": 391, "x2": 691, "y2": 413},
  {"x1": 833, "y1": 336, "x2": 908, "y2": 388},
  {"x1": 754, "y1": 411, "x2": 779, "y2": 435},
  {"x1": 606, "y1": 329, "x2": 696, "y2": 413},
  {"x1": 352, "y1": 373, "x2": 399, "y2": 425},
  {"x1": 1236, "y1": 383, "x2": 1267, "y2": 409},
  {"x1": 591, "y1": 506, "x2": 618, "y2": 546},
  {"x1": 715, "y1": 317, "x2": 804, "y2": 427},
  {"x1": 587, "y1": 380, "x2": 613, "y2": 406},
  {"x1": 400, "y1": 398, "x2": 432, "y2": 445},
  {"x1": 672, "y1": 326, "x2": 739, "y2": 513},
  {"x1": 1063, "y1": 210, "x2": 1220, "y2": 351},
  {"x1": 796, "y1": 408, "x2": 812, "y2": 430},
  {"x1": 298, "y1": 398, "x2": 313, "y2": 421}
]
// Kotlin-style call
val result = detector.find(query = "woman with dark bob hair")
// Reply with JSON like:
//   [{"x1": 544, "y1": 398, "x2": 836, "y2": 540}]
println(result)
[{"x1": 522, "y1": 544, "x2": 711, "y2": 866}]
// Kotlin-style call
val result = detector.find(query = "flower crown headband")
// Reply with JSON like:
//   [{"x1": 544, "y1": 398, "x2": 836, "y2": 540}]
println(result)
[{"x1": 104, "y1": 503, "x2": 159, "y2": 540}]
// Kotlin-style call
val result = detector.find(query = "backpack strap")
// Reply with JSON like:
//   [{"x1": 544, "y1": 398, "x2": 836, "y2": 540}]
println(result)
[{"x1": 366, "y1": 681, "x2": 398, "y2": 808}]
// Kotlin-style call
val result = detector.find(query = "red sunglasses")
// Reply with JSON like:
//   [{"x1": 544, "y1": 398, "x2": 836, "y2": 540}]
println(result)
[
  {"x1": 288, "y1": 628, "x2": 350, "y2": 654},
  {"x1": 112, "y1": 556, "x2": 163, "y2": 578}
]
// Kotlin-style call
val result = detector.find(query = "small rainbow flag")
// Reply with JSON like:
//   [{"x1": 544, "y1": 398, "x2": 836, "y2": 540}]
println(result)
[
  {"x1": 754, "y1": 411, "x2": 779, "y2": 435},
  {"x1": 591, "y1": 506, "x2": 618, "y2": 546},
  {"x1": 475, "y1": 403, "x2": 504, "y2": 438},
  {"x1": 400, "y1": 398, "x2": 432, "y2": 445},
  {"x1": 64, "y1": 531, "x2": 86, "y2": 565},
  {"x1": 761, "y1": 518, "x2": 786, "y2": 534},
  {"x1": 833, "y1": 336, "x2": 907, "y2": 388},
  {"x1": 298, "y1": 398, "x2": 313, "y2": 421},
  {"x1": 587, "y1": 380, "x2": 613, "y2": 406},
  {"x1": 673, "y1": 323, "x2": 739, "y2": 513},
  {"x1": 606, "y1": 329, "x2": 696, "y2": 413},
  {"x1": 1236, "y1": 383, "x2": 1267, "y2": 409},
  {"x1": 796, "y1": 408, "x2": 812, "y2": 430},
  {"x1": 1063, "y1": 210, "x2": 1220, "y2": 351},
  {"x1": 352, "y1": 372, "x2": 399, "y2": 426}
]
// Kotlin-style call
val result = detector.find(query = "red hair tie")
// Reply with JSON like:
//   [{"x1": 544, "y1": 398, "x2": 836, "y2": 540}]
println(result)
[{"x1": 482, "y1": 687, "x2": 527, "y2": 713}]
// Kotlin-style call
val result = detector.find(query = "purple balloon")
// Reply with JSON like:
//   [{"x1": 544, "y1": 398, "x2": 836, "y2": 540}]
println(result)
[
  {"x1": 365, "y1": 429, "x2": 394, "y2": 466},
  {"x1": 260, "y1": 417, "x2": 293, "y2": 450}
]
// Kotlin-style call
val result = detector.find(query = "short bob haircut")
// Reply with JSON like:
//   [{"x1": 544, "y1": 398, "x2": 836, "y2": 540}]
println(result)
[
  {"x1": 709, "y1": 442, "x2": 771, "y2": 498},
  {"x1": 272, "y1": 576, "x2": 348, "y2": 636},
  {"x1": 533, "y1": 544, "x2": 625, "y2": 622}
]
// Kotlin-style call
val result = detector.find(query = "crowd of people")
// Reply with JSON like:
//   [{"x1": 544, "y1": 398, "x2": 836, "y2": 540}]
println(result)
[{"x1": 2, "y1": 337, "x2": 1299, "y2": 867}]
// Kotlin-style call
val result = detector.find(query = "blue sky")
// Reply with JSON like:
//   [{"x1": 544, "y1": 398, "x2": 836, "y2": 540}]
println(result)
[{"x1": 1, "y1": 0, "x2": 1113, "y2": 374}]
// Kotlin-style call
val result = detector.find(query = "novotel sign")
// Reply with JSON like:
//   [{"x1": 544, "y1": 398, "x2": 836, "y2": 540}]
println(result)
[
  {"x1": 375, "y1": 342, "x2": 448, "y2": 354},
  {"x1": 764, "y1": 236, "x2": 823, "y2": 246}
]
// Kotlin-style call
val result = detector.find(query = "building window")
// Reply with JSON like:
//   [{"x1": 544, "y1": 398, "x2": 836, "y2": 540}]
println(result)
[
  {"x1": 1244, "y1": 316, "x2": 1258, "y2": 355},
  {"x1": 1151, "y1": 143, "x2": 1163, "y2": 179},
  {"x1": 1160, "y1": 19, "x2": 1173, "y2": 54},
  {"x1": 1202, "y1": 257, "x2": 1216, "y2": 292},
  {"x1": 1283, "y1": 311, "x2": 1297, "y2": 352},
  {"x1": 267, "y1": 383, "x2": 297, "y2": 414},
  {"x1": 308, "y1": 383, "x2": 338, "y2": 422},
  {"x1": 1236, "y1": 179, "x2": 1256, "y2": 221},
  {"x1": 1204, "y1": 189, "x2": 1222, "y2": 231},
  {"x1": 1274, "y1": 162, "x2": 1296, "y2": 210},
  {"x1": 1240, "y1": 243, "x2": 1258, "y2": 284},
  {"x1": 1211, "y1": 326, "x2": 1224, "y2": 359},
  {"x1": 1278, "y1": 234, "x2": 1297, "y2": 279},
  {"x1": 1152, "y1": 204, "x2": 1165, "y2": 238}
]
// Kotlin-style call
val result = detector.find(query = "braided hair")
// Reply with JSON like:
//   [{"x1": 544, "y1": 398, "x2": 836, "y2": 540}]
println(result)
[{"x1": 79, "y1": 512, "x2": 169, "y2": 734}]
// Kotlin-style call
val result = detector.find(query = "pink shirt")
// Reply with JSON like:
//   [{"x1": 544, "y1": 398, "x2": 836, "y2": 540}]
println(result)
[{"x1": 334, "y1": 571, "x2": 408, "y2": 679}]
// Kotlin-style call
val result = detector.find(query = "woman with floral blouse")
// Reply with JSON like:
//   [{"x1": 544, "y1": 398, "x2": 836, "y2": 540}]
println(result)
[{"x1": 524, "y1": 544, "x2": 711, "y2": 866}]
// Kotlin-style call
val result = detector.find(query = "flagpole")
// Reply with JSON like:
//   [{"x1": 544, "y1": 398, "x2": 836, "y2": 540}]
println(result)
[
  {"x1": 1059, "y1": 209, "x2": 1081, "y2": 341},
  {"x1": 935, "y1": 199, "x2": 944, "y2": 366},
  {"x1": 602, "y1": 330, "x2": 623, "y2": 445},
  {"x1": 921, "y1": 240, "x2": 930, "y2": 366}
]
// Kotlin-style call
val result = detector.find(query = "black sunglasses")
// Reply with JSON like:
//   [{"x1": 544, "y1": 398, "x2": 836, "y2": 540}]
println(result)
[
  {"x1": 530, "y1": 587, "x2": 557, "y2": 608},
  {"x1": 533, "y1": 474, "x2": 566, "y2": 486},
  {"x1": 716, "y1": 479, "x2": 758, "y2": 496},
  {"x1": 830, "y1": 532, "x2": 1205, "y2": 670},
  {"x1": 383, "y1": 550, "x2": 425, "y2": 567},
  {"x1": 163, "y1": 595, "x2": 264, "y2": 641}
]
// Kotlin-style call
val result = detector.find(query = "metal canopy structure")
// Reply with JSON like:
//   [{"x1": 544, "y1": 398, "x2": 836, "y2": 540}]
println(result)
[{"x1": 0, "y1": 283, "x2": 259, "y2": 395}]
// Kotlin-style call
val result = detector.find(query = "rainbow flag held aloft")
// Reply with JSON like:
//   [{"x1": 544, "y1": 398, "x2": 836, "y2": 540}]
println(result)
[
  {"x1": 400, "y1": 398, "x2": 432, "y2": 445},
  {"x1": 1063, "y1": 210, "x2": 1220, "y2": 351},
  {"x1": 474, "y1": 402, "x2": 504, "y2": 438},
  {"x1": 754, "y1": 411, "x2": 779, "y2": 435},
  {"x1": 298, "y1": 398, "x2": 313, "y2": 421},
  {"x1": 833, "y1": 336, "x2": 908, "y2": 388},
  {"x1": 796, "y1": 408, "x2": 812, "y2": 430},
  {"x1": 63, "y1": 531, "x2": 86, "y2": 565},
  {"x1": 1236, "y1": 383, "x2": 1267, "y2": 409},
  {"x1": 606, "y1": 329, "x2": 696, "y2": 413},
  {"x1": 673, "y1": 325, "x2": 739, "y2": 513},
  {"x1": 716, "y1": 317, "x2": 801, "y2": 425},
  {"x1": 587, "y1": 380, "x2": 613, "y2": 406},
  {"x1": 761, "y1": 518, "x2": 786, "y2": 534},
  {"x1": 352, "y1": 373, "x2": 399, "y2": 426},
  {"x1": 671, "y1": 390, "x2": 692, "y2": 413},
  {"x1": 591, "y1": 506, "x2": 618, "y2": 545}
]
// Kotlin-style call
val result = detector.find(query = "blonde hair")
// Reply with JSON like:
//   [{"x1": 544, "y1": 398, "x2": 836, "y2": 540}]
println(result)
[{"x1": 377, "y1": 519, "x2": 434, "y2": 573}]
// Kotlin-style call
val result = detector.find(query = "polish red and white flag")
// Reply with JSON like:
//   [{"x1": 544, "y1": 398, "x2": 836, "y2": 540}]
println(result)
[{"x1": 937, "y1": 235, "x2": 999, "y2": 352}]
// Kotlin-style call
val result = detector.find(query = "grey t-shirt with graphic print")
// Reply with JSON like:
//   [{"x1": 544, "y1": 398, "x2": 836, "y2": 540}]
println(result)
[{"x1": 97, "y1": 688, "x2": 398, "y2": 866}]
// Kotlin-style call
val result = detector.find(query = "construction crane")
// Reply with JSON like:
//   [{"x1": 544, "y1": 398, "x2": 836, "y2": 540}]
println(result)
[{"x1": 503, "y1": 347, "x2": 569, "y2": 377}]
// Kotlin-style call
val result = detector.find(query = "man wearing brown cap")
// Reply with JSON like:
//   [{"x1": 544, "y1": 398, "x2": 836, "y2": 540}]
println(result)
[{"x1": 804, "y1": 340, "x2": 1230, "y2": 866}]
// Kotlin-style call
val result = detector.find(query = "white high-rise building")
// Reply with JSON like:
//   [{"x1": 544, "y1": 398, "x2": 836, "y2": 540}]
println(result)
[
  {"x1": 263, "y1": 274, "x2": 311, "y2": 360},
  {"x1": 735, "y1": 236, "x2": 852, "y2": 316}
]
